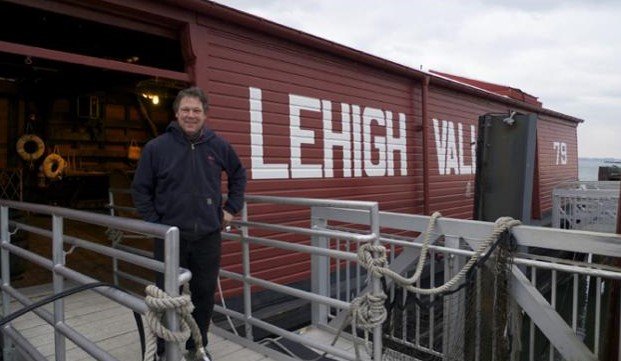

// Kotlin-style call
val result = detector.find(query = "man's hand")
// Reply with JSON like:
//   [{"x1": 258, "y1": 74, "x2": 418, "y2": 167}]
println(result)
[{"x1": 222, "y1": 210, "x2": 234, "y2": 230}]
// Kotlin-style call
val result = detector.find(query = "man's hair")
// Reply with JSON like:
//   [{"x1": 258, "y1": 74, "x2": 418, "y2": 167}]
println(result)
[{"x1": 173, "y1": 86, "x2": 209, "y2": 113}]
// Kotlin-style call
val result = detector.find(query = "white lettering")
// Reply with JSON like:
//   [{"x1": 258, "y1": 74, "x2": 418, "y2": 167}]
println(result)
[
  {"x1": 249, "y1": 87, "x2": 289, "y2": 179},
  {"x1": 553, "y1": 141, "x2": 568, "y2": 165},
  {"x1": 433, "y1": 118, "x2": 448, "y2": 175},
  {"x1": 290, "y1": 94, "x2": 322, "y2": 178},
  {"x1": 363, "y1": 107, "x2": 386, "y2": 177},
  {"x1": 445, "y1": 121, "x2": 459, "y2": 175},
  {"x1": 433, "y1": 118, "x2": 477, "y2": 176},
  {"x1": 386, "y1": 111, "x2": 408, "y2": 176},
  {"x1": 458, "y1": 123, "x2": 472, "y2": 175},
  {"x1": 352, "y1": 105, "x2": 362, "y2": 177},
  {"x1": 248, "y1": 87, "x2": 409, "y2": 179},
  {"x1": 323, "y1": 102, "x2": 352, "y2": 177}
]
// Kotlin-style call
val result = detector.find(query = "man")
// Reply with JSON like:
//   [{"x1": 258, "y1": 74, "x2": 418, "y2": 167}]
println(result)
[{"x1": 132, "y1": 86, "x2": 246, "y2": 361}]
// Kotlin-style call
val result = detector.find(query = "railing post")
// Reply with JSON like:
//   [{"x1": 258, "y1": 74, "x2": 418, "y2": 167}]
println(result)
[
  {"x1": 1, "y1": 205, "x2": 14, "y2": 361},
  {"x1": 52, "y1": 214, "x2": 66, "y2": 361},
  {"x1": 444, "y1": 235, "x2": 465, "y2": 360},
  {"x1": 108, "y1": 189, "x2": 115, "y2": 217},
  {"x1": 551, "y1": 189, "x2": 560, "y2": 228},
  {"x1": 241, "y1": 203, "x2": 253, "y2": 340},
  {"x1": 108, "y1": 190, "x2": 120, "y2": 286},
  {"x1": 310, "y1": 207, "x2": 329, "y2": 327},
  {"x1": 369, "y1": 203, "x2": 382, "y2": 361},
  {"x1": 164, "y1": 226, "x2": 181, "y2": 361}
]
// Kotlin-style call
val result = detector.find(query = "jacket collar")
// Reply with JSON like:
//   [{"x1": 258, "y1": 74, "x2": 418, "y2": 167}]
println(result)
[{"x1": 167, "y1": 121, "x2": 215, "y2": 144}]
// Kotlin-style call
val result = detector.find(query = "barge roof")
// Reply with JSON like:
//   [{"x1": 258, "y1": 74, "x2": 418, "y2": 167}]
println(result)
[{"x1": 167, "y1": 0, "x2": 584, "y2": 124}]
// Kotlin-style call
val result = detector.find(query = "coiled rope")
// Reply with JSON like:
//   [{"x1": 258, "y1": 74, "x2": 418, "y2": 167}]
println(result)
[
  {"x1": 338, "y1": 212, "x2": 521, "y2": 359},
  {"x1": 143, "y1": 285, "x2": 207, "y2": 361}
]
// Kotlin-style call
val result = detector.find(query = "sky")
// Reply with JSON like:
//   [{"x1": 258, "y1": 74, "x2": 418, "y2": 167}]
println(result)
[{"x1": 216, "y1": 0, "x2": 621, "y2": 159}]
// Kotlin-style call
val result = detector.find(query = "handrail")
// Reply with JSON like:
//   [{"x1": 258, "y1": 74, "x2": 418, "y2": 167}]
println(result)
[
  {"x1": 0, "y1": 198, "x2": 184, "y2": 361},
  {"x1": 106, "y1": 190, "x2": 384, "y2": 360},
  {"x1": 9, "y1": 220, "x2": 189, "y2": 277},
  {"x1": 245, "y1": 194, "x2": 377, "y2": 210},
  {"x1": 0, "y1": 199, "x2": 170, "y2": 237},
  {"x1": 85, "y1": 189, "x2": 621, "y2": 360}
]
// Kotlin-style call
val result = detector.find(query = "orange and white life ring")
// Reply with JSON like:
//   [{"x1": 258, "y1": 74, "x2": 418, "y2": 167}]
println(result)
[
  {"x1": 16, "y1": 134, "x2": 45, "y2": 161},
  {"x1": 42, "y1": 153, "x2": 66, "y2": 179}
]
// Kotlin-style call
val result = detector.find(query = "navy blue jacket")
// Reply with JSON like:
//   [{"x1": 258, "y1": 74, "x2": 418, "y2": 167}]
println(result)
[{"x1": 131, "y1": 122, "x2": 246, "y2": 235}]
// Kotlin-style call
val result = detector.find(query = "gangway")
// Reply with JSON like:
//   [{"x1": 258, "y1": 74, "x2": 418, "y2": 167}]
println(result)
[{"x1": 2, "y1": 194, "x2": 621, "y2": 360}]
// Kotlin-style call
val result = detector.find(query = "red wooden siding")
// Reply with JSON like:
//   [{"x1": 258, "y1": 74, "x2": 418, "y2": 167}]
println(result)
[
  {"x1": 426, "y1": 85, "x2": 579, "y2": 220},
  {"x1": 192, "y1": 18, "x2": 425, "y2": 291},
  {"x1": 186, "y1": 10, "x2": 580, "y2": 295},
  {"x1": 201, "y1": 21, "x2": 421, "y2": 211},
  {"x1": 4, "y1": 1, "x2": 581, "y2": 297},
  {"x1": 535, "y1": 115, "x2": 579, "y2": 215}
]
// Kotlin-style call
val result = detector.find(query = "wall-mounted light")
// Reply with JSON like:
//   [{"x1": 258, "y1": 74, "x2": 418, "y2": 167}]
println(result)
[{"x1": 141, "y1": 93, "x2": 160, "y2": 105}]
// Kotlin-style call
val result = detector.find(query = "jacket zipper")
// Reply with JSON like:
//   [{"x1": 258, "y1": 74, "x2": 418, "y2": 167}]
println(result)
[{"x1": 191, "y1": 142, "x2": 198, "y2": 233}]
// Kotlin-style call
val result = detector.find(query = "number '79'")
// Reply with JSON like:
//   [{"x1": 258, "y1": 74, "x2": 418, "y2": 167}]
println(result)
[{"x1": 553, "y1": 141, "x2": 567, "y2": 165}]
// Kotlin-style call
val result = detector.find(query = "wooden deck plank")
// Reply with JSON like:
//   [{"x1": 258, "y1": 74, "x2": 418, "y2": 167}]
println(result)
[
  {"x1": 4, "y1": 285, "x2": 279, "y2": 361},
  {"x1": 298, "y1": 326, "x2": 372, "y2": 361},
  {"x1": 217, "y1": 347, "x2": 270, "y2": 361}
]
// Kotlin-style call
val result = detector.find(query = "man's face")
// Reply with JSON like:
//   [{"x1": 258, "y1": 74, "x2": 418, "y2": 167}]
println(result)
[{"x1": 176, "y1": 96, "x2": 206, "y2": 136}]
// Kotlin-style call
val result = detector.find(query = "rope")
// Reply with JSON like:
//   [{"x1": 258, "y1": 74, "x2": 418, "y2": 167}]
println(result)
[
  {"x1": 340, "y1": 213, "x2": 521, "y2": 360},
  {"x1": 358, "y1": 214, "x2": 521, "y2": 295},
  {"x1": 143, "y1": 285, "x2": 206, "y2": 361},
  {"x1": 105, "y1": 228, "x2": 123, "y2": 245}
]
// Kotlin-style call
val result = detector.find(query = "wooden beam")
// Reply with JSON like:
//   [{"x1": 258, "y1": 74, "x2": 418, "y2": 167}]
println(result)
[
  {"x1": 0, "y1": 40, "x2": 190, "y2": 82},
  {"x1": 3, "y1": 0, "x2": 179, "y2": 38}
]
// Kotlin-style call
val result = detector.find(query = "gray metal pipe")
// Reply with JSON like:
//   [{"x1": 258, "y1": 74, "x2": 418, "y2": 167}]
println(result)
[
  {"x1": 0, "y1": 199, "x2": 170, "y2": 237},
  {"x1": 164, "y1": 226, "x2": 181, "y2": 361},
  {"x1": 1, "y1": 284, "x2": 54, "y2": 325},
  {"x1": 54, "y1": 266, "x2": 148, "y2": 314},
  {"x1": 7, "y1": 221, "x2": 190, "y2": 285},
  {"x1": 52, "y1": 214, "x2": 66, "y2": 361},
  {"x1": 220, "y1": 270, "x2": 350, "y2": 310},
  {"x1": 2, "y1": 326, "x2": 48, "y2": 361},
  {"x1": 235, "y1": 220, "x2": 375, "y2": 242},
  {"x1": 226, "y1": 233, "x2": 358, "y2": 261},
  {"x1": 56, "y1": 322, "x2": 118, "y2": 361},
  {"x1": 245, "y1": 194, "x2": 377, "y2": 211},
  {"x1": 381, "y1": 235, "x2": 621, "y2": 280}
]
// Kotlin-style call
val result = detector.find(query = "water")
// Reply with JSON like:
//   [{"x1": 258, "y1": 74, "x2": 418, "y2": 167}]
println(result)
[{"x1": 578, "y1": 158, "x2": 621, "y2": 181}]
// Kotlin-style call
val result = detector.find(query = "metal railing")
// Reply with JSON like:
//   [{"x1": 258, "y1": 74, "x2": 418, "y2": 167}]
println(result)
[
  {"x1": 220, "y1": 195, "x2": 382, "y2": 361},
  {"x1": 107, "y1": 188, "x2": 152, "y2": 288},
  {"x1": 105, "y1": 191, "x2": 383, "y2": 360},
  {"x1": 312, "y1": 206, "x2": 621, "y2": 360},
  {"x1": 0, "y1": 199, "x2": 188, "y2": 361},
  {"x1": 552, "y1": 181, "x2": 619, "y2": 233},
  {"x1": 103, "y1": 190, "x2": 621, "y2": 360}
]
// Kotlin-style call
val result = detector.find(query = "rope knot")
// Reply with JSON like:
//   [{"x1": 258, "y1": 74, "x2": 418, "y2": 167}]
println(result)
[
  {"x1": 105, "y1": 228, "x2": 123, "y2": 243},
  {"x1": 357, "y1": 243, "x2": 387, "y2": 278},
  {"x1": 350, "y1": 292, "x2": 388, "y2": 332},
  {"x1": 492, "y1": 217, "x2": 522, "y2": 238},
  {"x1": 142, "y1": 285, "x2": 206, "y2": 361},
  {"x1": 144, "y1": 285, "x2": 193, "y2": 343}
]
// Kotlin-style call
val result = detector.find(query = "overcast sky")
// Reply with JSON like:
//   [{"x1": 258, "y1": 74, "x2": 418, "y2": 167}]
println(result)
[{"x1": 217, "y1": 0, "x2": 620, "y2": 159}]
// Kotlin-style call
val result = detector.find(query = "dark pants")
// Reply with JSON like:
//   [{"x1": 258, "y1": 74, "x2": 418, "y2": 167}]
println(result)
[{"x1": 155, "y1": 231, "x2": 222, "y2": 354}]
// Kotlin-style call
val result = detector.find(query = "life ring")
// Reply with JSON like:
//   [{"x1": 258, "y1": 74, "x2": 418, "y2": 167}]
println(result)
[
  {"x1": 16, "y1": 134, "x2": 45, "y2": 161},
  {"x1": 42, "y1": 153, "x2": 66, "y2": 179}
]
